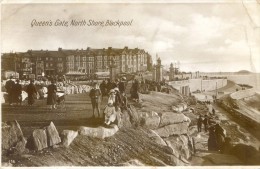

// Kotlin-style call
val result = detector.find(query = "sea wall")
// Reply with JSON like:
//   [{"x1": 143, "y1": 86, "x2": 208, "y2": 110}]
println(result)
[
  {"x1": 230, "y1": 88, "x2": 255, "y2": 100},
  {"x1": 168, "y1": 78, "x2": 227, "y2": 93},
  {"x1": 189, "y1": 79, "x2": 227, "y2": 92}
]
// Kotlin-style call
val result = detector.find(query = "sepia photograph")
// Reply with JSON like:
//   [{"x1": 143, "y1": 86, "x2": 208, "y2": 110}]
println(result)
[{"x1": 1, "y1": 0, "x2": 260, "y2": 167}]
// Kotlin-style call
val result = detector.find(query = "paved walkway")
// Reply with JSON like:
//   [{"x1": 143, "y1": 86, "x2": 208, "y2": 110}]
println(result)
[{"x1": 2, "y1": 93, "x2": 109, "y2": 137}]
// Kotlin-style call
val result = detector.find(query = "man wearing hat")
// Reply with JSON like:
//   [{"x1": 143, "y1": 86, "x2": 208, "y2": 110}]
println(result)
[
  {"x1": 89, "y1": 83, "x2": 102, "y2": 118},
  {"x1": 26, "y1": 79, "x2": 37, "y2": 106},
  {"x1": 13, "y1": 79, "x2": 22, "y2": 105},
  {"x1": 5, "y1": 76, "x2": 15, "y2": 105}
]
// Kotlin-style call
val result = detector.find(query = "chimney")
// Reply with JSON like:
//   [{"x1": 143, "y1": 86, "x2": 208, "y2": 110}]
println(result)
[{"x1": 58, "y1": 47, "x2": 62, "y2": 51}]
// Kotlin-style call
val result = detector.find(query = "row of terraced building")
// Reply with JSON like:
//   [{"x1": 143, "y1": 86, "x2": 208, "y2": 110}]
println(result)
[{"x1": 1, "y1": 47, "x2": 153, "y2": 79}]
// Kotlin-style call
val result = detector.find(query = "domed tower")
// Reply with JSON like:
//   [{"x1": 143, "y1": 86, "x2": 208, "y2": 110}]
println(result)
[
  {"x1": 169, "y1": 62, "x2": 174, "y2": 81},
  {"x1": 156, "y1": 57, "x2": 163, "y2": 82}
]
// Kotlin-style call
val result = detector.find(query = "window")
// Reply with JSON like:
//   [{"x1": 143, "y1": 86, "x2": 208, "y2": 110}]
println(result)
[
  {"x1": 50, "y1": 63, "x2": 53, "y2": 67},
  {"x1": 46, "y1": 58, "x2": 48, "y2": 61},
  {"x1": 83, "y1": 62, "x2": 86, "y2": 67},
  {"x1": 58, "y1": 63, "x2": 63, "y2": 67},
  {"x1": 46, "y1": 63, "x2": 49, "y2": 68},
  {"x1": 97, "y1": 55, "x2": 102, "y2": 61},
  {"x1": 83, "y1": 57, "x2": 86, "y2": 61},
  {"x1": 104, "y1": 61, "x2": 107, "y2": 67},
  {"x1": 97, "y1": 61, "x2": 102, "y2": 67},
  {"x1": 76, "y1": 56, "x2": 80, "y2": 61},
  {"x1": 89, "y1": 57, "x2": 94, "y2": 62},
  {"x1": 50, "y1": 58, "x2": 53, "y2": 61},
  {"x1": 89, "y1": 62, "x2": 94, "y2": 68}
]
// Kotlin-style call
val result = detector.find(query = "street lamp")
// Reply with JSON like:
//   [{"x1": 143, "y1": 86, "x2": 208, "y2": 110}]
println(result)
[{"x1": 14, "y1": 53, "x2": 17, "y2": 78}]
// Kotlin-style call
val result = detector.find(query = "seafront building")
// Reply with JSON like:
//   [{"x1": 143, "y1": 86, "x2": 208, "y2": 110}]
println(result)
[{"x1": 1, "y1": 47, "x2": 153, "y2": 79}]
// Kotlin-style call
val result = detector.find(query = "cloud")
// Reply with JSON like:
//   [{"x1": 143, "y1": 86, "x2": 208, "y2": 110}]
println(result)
[
  {"x1": 1, "y1": 3, "x2": 259, "y2": 72},
  {"x1": 187, "y1": 14, "x2": 232, "y2": 46}
]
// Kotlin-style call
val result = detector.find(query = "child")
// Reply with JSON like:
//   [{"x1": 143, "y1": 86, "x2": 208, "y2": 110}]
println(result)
[{"x1": 104, "y1": 99, "x2": 117, "y2": 125}]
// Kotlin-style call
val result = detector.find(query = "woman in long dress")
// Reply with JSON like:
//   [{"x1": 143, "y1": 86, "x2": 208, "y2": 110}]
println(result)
[
  {"x1": 26, "y1": 79, "x2": 37, "y2": 106},
  {"x1": 47, "y1": 80, "x2": 57, "y2": 109},
  {"x1": 104, "y1": 89, "x2": 121, "y2": 126}
]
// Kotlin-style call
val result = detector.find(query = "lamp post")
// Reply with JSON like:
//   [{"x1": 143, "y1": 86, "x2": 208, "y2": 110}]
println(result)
[{"x1": 14, "y1": 53, "x2": 17, "y2": 79}]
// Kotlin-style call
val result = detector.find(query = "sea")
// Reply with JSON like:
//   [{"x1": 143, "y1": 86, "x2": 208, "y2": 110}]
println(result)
[{"x1": 224, "y1": 73, "x2": 260, "y2": 93}]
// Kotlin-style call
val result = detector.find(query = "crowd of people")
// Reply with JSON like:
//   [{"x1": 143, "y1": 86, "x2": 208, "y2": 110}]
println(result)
[
  {"x1": 196, "y1": 107, "x2": 228, "y2": 153},
  {"x1": 87, "y1": 76, "x2": 171, "y2": 126},
  {"x1": 89, "y1": 77, "x2": 129, "y2": 126},
  {"x1": 4, "y1": 76, "x2": 62, "y2": 110}
]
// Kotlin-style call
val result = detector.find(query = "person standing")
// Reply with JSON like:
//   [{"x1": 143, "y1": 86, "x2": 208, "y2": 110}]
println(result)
[
  {"x1": 114, "y1": 87, "x2": 123, "y2": 111},
  {"x1": 215, "y1": 123, "x2": 226, "y2": 151},
  {"x1": 118, "y1": 78, "x2": 126, "y2": 94},
  {"x1": 106, "y1": 79, "x2": 112, "y2": 92},
  {"x1": 121, "y1": 92, "x2": 128, "y2": 110},
  {"x1": 208, "y1": 126, "x2": 218, "y2": 151},
  {"x1": 212, "y1": 108, "x2": 216, "y2": 115},
  {"x1": 131, "y1": 79, "x2": 139, "y2": 102},
  {"x1": 100, "y1": 80, "x2": 107, "y2": 100},
  {"x1": 203, "y1": 115, "x2": 209, "y2": 132},
  {"x1": 5, "y1": 76, "x2": 15, "y2": 106},
  {"x1": 26, "y1": 79, "x2": 37, "y2": 106},
  {"x1": 13, "y1": 79, "x2": 22, "y2": 105},
  {"x1": 197, "y1": 115, "x2": 203, "y2": 132},
  {"x1": 47, "y1": 80, "x2": 57, "y2": 109},
  {"x1": 89, "y1": 83, "x2": 102, "y2": 118}
]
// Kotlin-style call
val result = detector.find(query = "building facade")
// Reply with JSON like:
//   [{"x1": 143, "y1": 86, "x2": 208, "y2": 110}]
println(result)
[{"x1": 1, "y1": 47, "x2": 152, "y2": 79}]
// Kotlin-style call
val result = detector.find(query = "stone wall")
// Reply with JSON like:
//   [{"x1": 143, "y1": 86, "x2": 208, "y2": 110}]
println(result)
[{"x1": 189, "y1": 79, "x2": 227, "y2": 92}]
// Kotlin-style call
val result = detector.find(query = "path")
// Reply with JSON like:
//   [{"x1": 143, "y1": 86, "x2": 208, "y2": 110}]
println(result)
[
  {"x1": 189, "y1": 101, "x2": 260, "y2": 165},
  {"x1": 2, "y1": 93, "x2": 108, "y2": 138}
]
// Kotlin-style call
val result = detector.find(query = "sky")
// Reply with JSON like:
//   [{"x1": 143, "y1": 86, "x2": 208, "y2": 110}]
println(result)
[{"x1": 1, "y1": 1, "x2": 260, "y2": 72}]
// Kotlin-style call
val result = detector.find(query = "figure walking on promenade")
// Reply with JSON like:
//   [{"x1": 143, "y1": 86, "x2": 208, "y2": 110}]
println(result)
[
  {"x1": 13, "y1": 79, "x2": 22, "y2": 105},
  {"x1": 5, "y1": 76, "x2": 15, "y2": 106},
  {"x1": 47, "y1": 80, "x2": 57, "y2": 110},
  {"x1": 208, "y1": 126, "x2": 218, "y2": 151},
  {"x1": 203, "y1": 115, "x2": 209, "y2": 132},
  {"x1": 100, "y1": 80, "x2": 107, "y2": 100},
  {"x1": 89, "y1": 83, "x2": 102, "y2": 118},
  {"x1": 131, "y1": 79, "x2": 139, "y2": 102},
  {"x1": 215, "y1": 123, "x2": 226, "y2": 151},
  {"x1": 26, "y1": 79, "x2": 37, "y2": 106},
  {"x1": 197, "y1": 115, "x2": 203, "y2": 132}
]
